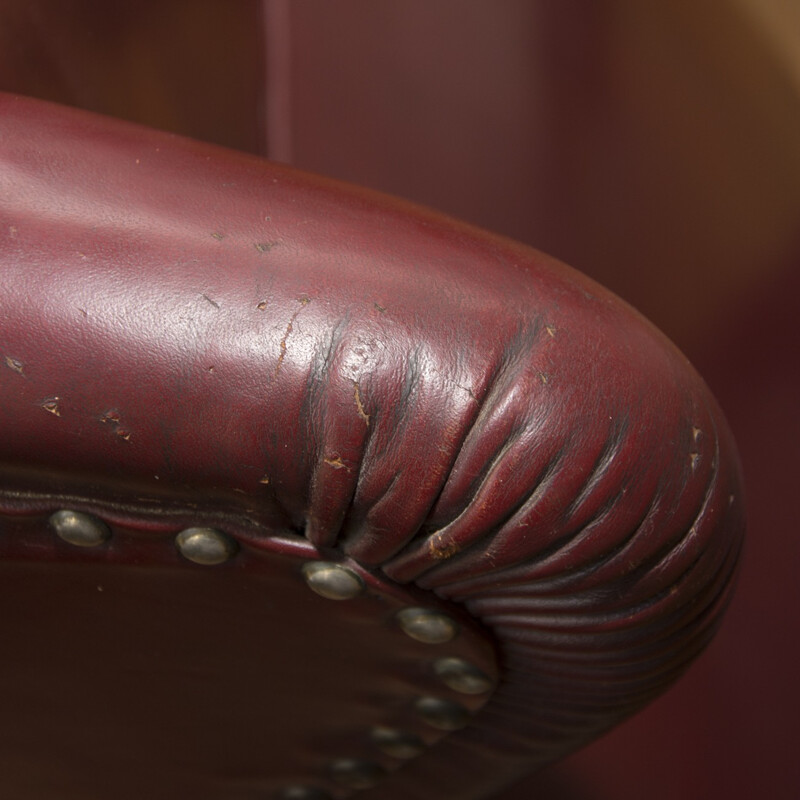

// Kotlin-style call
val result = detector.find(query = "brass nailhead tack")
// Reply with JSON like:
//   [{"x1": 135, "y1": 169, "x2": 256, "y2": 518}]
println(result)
[
  {"x1": 369, "y1": 726, "x2": 426, "y2": 759},
  {"x1": 49, "y1": 510, "x2": 111, "y2": 548},
  {"x1": 396, "y1": 607, "x2": 459, "y2": 644},
  {"x1": 330, "y1": 758, "x2": 386, "y2": 790},
  {"x1": 414, "y1": 696, "x2": 470, "y2": 731},
  {"x1": 40, "y1": 509, "x2": 488, "y2": 792},
  {"x1": 434, "y1": 656, "x2": 494, "y2": 695},
  {"x1": 278, "y1": 787, "x2": 331, "y2": 800},
  {"x1": 301, "y1": 561, "x2": 364, "y2": 600},
  {"x1": 175, "y1": 527, "x2": 238, "y2": 565}
]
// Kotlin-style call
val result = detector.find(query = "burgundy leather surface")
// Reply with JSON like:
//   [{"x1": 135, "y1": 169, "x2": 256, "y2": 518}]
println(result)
[
  {"x1": 0, "y1": 516, "x2": 497, "y2": 799},
  {"x1": 0, "y1": 94, "x2": 744, "y2": 799}
]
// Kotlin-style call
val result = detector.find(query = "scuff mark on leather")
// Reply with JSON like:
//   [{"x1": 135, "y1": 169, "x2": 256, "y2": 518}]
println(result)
[
  {"x1": 275, "y1": 296, "x2": 311, "y2": 376},
  {"x1": 100, "y1": 410, "x2": 131, "y2": 441},
  {"x1": 429, "y1": 532, "x2": 460, "y2": 560},
  {"x1": 353, "y1": 381, "x2": 370, "y2": 426},
  {"x1": 4, "y1": 356, "x2": 24, "y2": 375},
  {"x1": 40, "y1": 398, "x2": 61, "y2": 416},
  {"x1": 324, "y1": 455, "x2": 350, "y2": 471}
]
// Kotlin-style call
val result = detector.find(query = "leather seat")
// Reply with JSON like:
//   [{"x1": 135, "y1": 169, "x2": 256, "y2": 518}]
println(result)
[{"x1": 0, "y1": 93, "x2": 743, "y2": 799}]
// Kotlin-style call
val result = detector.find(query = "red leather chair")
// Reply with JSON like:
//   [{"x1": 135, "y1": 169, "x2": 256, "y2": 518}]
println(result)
[{"x1": 0, "y1": 93, "x2": 743, "y2": 799}]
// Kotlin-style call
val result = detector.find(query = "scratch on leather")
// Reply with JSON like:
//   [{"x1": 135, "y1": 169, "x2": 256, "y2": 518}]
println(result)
[
  {"x1": 428, "y1": 364, "x2": 478, "y2": 404},
  {"x1": 353, "y1": 381, "x2": 370, "y2": 427},
  {"x1": 275, "y1": 296, "x2": 311, "y2": 376}
]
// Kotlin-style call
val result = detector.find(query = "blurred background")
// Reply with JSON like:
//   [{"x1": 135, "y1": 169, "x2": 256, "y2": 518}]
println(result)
[{"x1": 1, "y1": 1, "x2": 798, "y2": 797}]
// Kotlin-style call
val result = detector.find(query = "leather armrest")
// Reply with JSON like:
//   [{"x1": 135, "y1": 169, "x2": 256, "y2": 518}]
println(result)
[{"x1": 0, "y1": 93, "x2": 743, "y2": 799}]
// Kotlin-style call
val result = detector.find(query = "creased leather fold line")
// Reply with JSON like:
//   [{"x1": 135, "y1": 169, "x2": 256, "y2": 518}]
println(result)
[{"x1": 0, "y1": 94, "x2": 744, "y2": 800}]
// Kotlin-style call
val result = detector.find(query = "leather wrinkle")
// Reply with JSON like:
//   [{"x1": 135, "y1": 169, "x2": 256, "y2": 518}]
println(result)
[
  {"x1": 382, "y1": 430, "x2": 565, "y2": 586},
  {"x1": 379, "y1": 322, "x2": 555, "y2": 574},
  {"x1": 413, "y1": 447, "x2": 661, "y2": 599},
  {"x1": 464, "y1": 479, "x2": 729, "y2": 638},
  {"x1": 350, "y1": 343, "x2": 424, "y2": 511},
  {"x1": 561, "y1": 411, "x2": 631, "y2": 522},
  {"x1": 302, "y1": 314, "x2": 363, "y2": 546},
  {"x1": 647, "y1": 390, "x2": 725, "y2": 576},
  {"x1": 453, "y1": 491, "x2": 658, "y2": 606},
  {"x1": 341, "y1": 335, "x2": 500, "y2": 563},
  {"x1": 407, "y1": 432, "x2": 593, "y2": 591},
  {"x1": 499, "y1": 606, "x2": 732, "y2": 673},
  {"x1": 442, "y1": 396, "x2": 722, "y2": 603},
  {"x1": 422, "y1": 319, "x2": 543, "y2": 517}
]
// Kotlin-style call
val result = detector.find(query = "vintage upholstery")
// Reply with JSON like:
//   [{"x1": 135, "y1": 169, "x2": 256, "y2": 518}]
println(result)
[{"x1": 0, "y1": 94, "x2": 744, "y2": 799}]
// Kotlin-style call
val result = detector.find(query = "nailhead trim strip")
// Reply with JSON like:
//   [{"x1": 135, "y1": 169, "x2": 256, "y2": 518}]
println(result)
[{"x1": 39, "y1": 508, "x2": 497, "y2": 797}]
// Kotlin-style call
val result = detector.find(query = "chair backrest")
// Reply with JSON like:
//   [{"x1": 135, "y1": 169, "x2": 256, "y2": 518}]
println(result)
[{"x1": 0, "y1": 93, "x2": 744, "y2": 800}]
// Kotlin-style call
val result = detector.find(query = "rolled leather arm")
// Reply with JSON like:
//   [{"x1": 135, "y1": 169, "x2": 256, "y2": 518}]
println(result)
[{"x1": 0, "y1": 94, "x2": 743, "y2": 798}]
